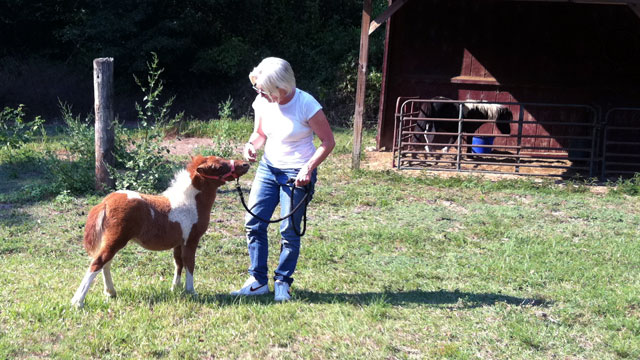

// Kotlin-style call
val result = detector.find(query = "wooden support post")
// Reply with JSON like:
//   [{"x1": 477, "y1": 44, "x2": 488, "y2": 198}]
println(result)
[
  {"x1": 93, "y1": 57, "x2": 115, "y2": 191},
  {"x1": 352, "y1": 0, "x2": 372, "y2": 170}
]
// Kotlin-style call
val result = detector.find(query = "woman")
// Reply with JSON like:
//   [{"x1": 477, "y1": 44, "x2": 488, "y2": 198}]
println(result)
[{"x1": 231, "y1": 57, "x2": 335, "y2": 301}]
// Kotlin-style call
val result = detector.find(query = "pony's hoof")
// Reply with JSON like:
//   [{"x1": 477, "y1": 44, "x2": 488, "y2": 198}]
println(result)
[
  {"x1": 104, "y1": 290, "x2": 117, "y2": 298},
  {"x1": 71, "y1": 299, "x2": 84, "y2": 309}
]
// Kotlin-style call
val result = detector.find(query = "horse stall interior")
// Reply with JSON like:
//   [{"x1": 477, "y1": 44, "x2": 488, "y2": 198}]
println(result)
[{"x1": 376, "y1": 0, "x2": 640, "y2": 179}]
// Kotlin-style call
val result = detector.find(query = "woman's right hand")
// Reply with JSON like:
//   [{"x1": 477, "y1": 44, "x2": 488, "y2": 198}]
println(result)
[{"x1": 243, "y1": 142, "x2": 257, "y2": 162}]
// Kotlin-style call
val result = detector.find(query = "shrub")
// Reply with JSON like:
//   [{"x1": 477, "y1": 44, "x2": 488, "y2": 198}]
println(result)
[
  {"x1": 218, "y1": 96, "x2": 234, "y2": 122},
  {"x1": 609, "y1": 173, "x2": 640, "y2": 196},
  {"x1": 0, "y1": 104, "x2": 45, "y2": 164},
  {"x1": 46, "y1": 102, "x2": 95, "y2": 194},
  {"x1": 110, "y1": 53, "x2": 183, "y2": 192}
]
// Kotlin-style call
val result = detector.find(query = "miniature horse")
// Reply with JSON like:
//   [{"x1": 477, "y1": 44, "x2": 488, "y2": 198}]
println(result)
[
  {"x1": 413, "y1": 96, "x2": 513, "y2": 158},
  {"x1": 71, "y1": 156, "x2": 250, "y2": 308}
]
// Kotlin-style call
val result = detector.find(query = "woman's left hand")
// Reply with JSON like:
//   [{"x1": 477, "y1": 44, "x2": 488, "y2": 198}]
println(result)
[{"x1": 295, "y1": 166, "x2": 311, "y2": 187}]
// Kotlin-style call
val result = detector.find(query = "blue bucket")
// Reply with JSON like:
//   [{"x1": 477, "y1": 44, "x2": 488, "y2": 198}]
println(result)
[{"x1": 471, "y1": 136, "x2": 494, "y2": 154}]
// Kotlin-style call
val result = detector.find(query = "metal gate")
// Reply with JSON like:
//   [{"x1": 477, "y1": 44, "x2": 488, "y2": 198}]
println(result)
[
  {"x1": 602, "y1": 108, "x2": 640, "y2": 180},
  {"x1": 393, "y1": 98, "x2": 600, "y2": 178}
]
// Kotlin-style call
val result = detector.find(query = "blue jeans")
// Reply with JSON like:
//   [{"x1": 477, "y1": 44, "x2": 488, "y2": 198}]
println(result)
[{"x1": 244, "y1": 161, "x2": 316, "y2": 286}]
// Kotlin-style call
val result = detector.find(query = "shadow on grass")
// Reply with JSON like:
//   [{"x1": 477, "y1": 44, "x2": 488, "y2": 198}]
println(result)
[
  {"x1": 0, "y1": 204, "x2": 37, "y2": 255},
  {"x1": 123, "y1": 288, "x2": 548, "y2": 309},
  {"x1": 0, "y1": 205, "x2": 35, "y2": 229},
  {"x1": 0, "y1": 159, "x2": 59, "y2": 204},
  {"x1": 293, "y1": 289, "x2": 548, "y2": 309}
]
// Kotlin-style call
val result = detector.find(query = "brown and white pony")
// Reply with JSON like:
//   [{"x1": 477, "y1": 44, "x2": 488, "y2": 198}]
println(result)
[{"x1": 71, "y1": 155, "x2": 250, "y2": 308}]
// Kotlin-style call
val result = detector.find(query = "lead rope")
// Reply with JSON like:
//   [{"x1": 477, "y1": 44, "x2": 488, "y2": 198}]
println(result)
[{"x1": 235, "y1": 179, "x2": 310, "y2": 236}]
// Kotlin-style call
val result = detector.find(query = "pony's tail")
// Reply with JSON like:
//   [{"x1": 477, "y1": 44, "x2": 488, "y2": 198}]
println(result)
[{"x1": 83, "y1": 203, "x2": 106, "y2": 257}]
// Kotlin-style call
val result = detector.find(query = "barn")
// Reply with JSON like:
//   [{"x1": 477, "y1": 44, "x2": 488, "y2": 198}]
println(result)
[{"x1": 368, "y1": 0, "x2": 640, "y2": 179}]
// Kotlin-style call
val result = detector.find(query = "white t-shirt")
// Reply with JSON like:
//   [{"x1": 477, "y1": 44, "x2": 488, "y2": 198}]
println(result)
[{"x1": 252, "y1": 88, "x2": 323, "y2": 169}]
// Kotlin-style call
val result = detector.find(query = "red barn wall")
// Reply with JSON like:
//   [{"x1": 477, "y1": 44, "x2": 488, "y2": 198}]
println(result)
[{"x1": 377, "y1": 0, "x2": 640, "y2": 150}]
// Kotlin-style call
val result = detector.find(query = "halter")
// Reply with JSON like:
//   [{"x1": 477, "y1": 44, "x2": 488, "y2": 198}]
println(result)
[{"x1": 198, "y1": 160, "x2": 239, "y2": 182}]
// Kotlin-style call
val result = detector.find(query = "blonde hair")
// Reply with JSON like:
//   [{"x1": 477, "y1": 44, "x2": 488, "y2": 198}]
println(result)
[{"x1": 249, "y1": 57, "x2": 296, "y2": 96}]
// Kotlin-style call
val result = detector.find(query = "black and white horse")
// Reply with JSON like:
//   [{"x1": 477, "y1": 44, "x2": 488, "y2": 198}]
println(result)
[{"x1": 412, "y1": 96, "x2": 512, "y2": 159}]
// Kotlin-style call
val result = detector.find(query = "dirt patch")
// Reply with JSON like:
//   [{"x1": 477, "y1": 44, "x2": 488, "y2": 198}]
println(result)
[
  {"x1": 365, "y1": 148, "x2": 543, "y2": 178},
  {"x1": 161, "y1": 137, "x2": 217, "y2": 156},
  {"x1": 363, "y1": 147, "x2": 394, "y2": 172},
  {"x1": 49, "y1": 137, "x2": 221, "y2": 159},
  {"x1": 363, "y1": 149, "x2": 519, "y2": 181},
  {"x1": 362, "y1": 149, "x2": 609, "y2": 194}
]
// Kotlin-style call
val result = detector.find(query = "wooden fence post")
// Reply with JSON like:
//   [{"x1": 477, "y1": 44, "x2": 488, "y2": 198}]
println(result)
[
  {"x1": 352, "y1": 0, "x2": 372, "y2": 170},
  {"x1": 93, "y1": 57, "x2": 115, "y2": 191}
]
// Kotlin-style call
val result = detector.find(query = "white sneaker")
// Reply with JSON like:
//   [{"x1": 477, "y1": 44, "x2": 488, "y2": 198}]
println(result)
[
  {"x1": 274, "y1": 280, "x2": 291, "y2": 302},
  {"x1": 230, "y1": 276, "x2": 269, "y2": 296}
]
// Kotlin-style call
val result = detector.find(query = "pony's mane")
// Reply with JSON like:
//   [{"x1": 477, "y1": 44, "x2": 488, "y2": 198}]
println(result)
[
  {"x1": 422, "y1": 97, "x2": 509, "y2": 120},
  {"x1": 463, "y1": 102, "x2": 504, "y2": 119},
  {"x1": 163, "y1": 170, "x2": 194, "y2": 197}
]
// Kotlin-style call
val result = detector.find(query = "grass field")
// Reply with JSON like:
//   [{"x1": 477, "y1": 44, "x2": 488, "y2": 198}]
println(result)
[{"x1": 1, "y1": 124, "x2": 639, "y2": 359}]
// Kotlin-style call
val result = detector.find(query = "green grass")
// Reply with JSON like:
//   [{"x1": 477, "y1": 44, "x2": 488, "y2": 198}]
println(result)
[{"x1": 1, "y1": 120, "x2": 639, "y2": 359}]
